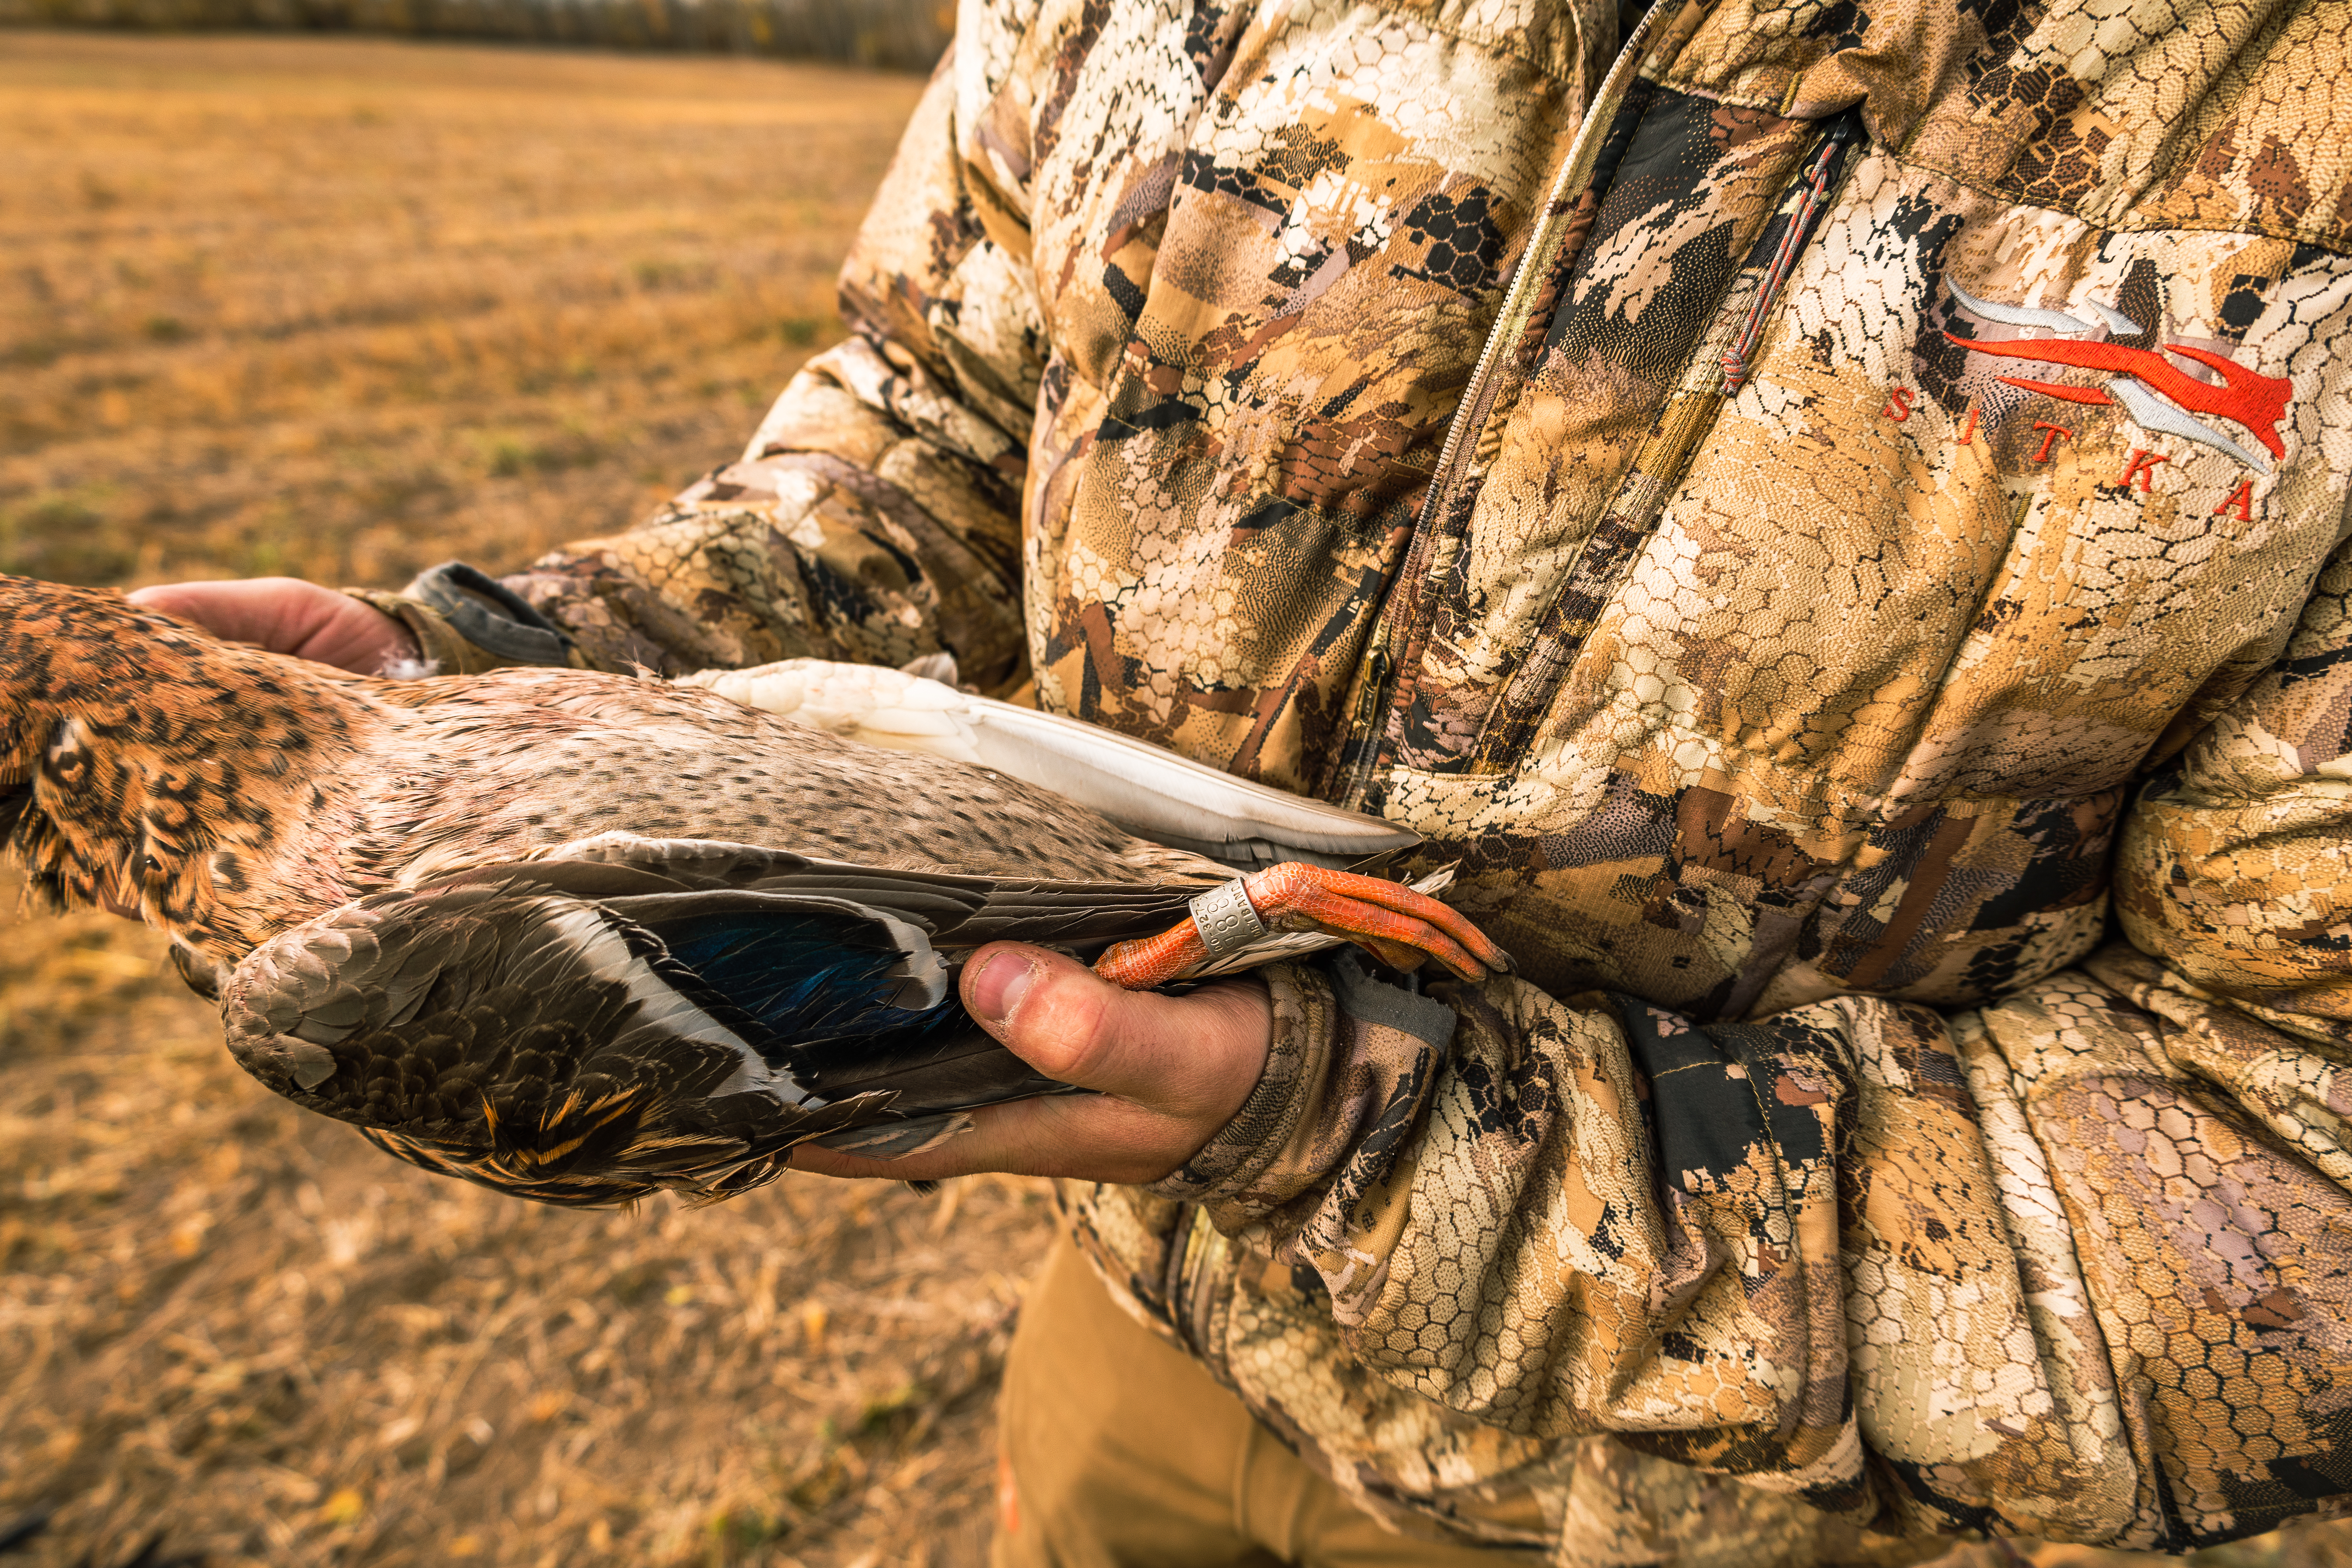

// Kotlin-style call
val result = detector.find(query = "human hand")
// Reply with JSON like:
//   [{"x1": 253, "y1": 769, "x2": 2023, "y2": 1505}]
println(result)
[
  {"x1": 789, "y1": 945, "x2": 1273, "y2": 1185},
  {"x1": 126, "y1": 577, "x2": 420, "y2": 674}
]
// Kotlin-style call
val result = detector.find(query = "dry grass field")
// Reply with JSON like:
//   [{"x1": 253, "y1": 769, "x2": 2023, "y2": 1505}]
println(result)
[
  {"x1": 2, "y1": 28, "x2": 2351, "y2": 1568},
  {"x1": 0, "y1": 30, "x2": 914, "y2": 591},
  {"x1": 0, "y1": 32, "x2": 1048, "y2": 1568}
]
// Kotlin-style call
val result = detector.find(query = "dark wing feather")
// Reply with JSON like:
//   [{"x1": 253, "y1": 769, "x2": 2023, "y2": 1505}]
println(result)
[
  {"x1": 224, "y1": 883, "x2": 749, "y2": 1135},
  {"x1": 588, "y1": 888, "x2": 1076, "y2": 1112},
  {"x1": 513, "y1": 832, "x2": 1213, "y2": 941},
  {"x1": 217, "y1": 861, "x2": 1176, "y2": 1206},
  {"x1": 489, "y1": 839, "x2": 1207, "y2": 955}
]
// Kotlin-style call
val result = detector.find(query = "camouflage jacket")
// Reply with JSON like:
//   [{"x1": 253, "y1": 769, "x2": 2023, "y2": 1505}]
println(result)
[{"x1": 398, "y1": 0, "x2": 2352, "y2": 1560}]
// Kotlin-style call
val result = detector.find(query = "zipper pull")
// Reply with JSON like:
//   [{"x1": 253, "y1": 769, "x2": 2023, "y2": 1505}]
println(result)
[
  {"x1": 1338, "y1": 644, "x2": 1392, "y2": 809},
  {"x1": 1717, "y1": 108, "x2": 1865, "y2": 398}
]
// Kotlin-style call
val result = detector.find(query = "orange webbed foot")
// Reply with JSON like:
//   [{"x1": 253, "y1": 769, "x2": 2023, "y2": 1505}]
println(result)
[{"x1": 1092, "y1": 864, "x2": 1510, "y2": 990}]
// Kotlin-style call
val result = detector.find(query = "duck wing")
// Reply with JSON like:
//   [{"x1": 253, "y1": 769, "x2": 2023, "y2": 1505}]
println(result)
[{"x1": 216, "y1": 844, "x2": 1226, "y2": 1207}]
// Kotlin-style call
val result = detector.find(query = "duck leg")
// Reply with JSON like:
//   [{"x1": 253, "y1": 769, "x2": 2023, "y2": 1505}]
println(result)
[{"x1": 1092, "y1": 864, "x2": 1510, "y2": 990}]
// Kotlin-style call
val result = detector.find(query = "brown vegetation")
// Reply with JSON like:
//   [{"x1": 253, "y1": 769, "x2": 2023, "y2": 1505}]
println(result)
[
  {"x1": 1, "y1": 34, "x2": 1045, "y2": 1568},
  {"x1": 1, "y1": 30, "x2": 2349, "y2": 1568},
  {"x1": 0, "y1": 885, "x2": 1041, "y2": 1566},
  {"x1": 0, "y1": 31, "x2": 918, "y2": 593}
]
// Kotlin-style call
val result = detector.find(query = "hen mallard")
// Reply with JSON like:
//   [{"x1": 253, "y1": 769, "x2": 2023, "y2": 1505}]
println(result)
[{"x1": 0, "y1": 576, "x2": 1505, "y2": 1205}]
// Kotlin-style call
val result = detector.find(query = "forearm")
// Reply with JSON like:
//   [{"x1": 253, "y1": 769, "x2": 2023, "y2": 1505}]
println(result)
[{"x1": 494, "y1": 340, "x2": 1027, "y2": 685}]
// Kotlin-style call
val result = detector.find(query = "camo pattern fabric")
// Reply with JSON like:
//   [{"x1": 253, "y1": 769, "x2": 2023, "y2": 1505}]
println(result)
[{"x1": 471, "y1": 0, "x2": 2352, "y2": 1561}]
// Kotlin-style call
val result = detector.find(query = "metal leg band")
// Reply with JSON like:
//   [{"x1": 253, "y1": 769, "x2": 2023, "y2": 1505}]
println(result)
[{"x1": 1188, "y1": 879, "x2": 1267, "y2": 961}]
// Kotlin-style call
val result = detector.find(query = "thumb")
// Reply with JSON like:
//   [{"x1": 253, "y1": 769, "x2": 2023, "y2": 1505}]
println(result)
[
  {"x1": 961, "y1": 944, "x2": 1131, "y2": 1089},
  {"x1": 786, "y1": 946, "x2": 1272, "y2": 1184},
  {"x1": 961, "y1": 943, "x2": 1267, "y2": 1118}
]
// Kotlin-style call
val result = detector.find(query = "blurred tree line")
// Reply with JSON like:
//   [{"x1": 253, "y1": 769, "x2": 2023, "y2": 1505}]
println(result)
[{"x1": 0, "y1": 0, "x2": 948, "y2": 70}]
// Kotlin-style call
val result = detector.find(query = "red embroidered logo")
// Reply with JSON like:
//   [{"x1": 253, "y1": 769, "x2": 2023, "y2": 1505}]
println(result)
[{"x1": 1942, "y1": 275, "x2": 2290, "y2": 473}]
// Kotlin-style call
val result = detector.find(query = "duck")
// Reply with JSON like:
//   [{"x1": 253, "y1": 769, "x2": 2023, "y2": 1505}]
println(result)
[{"x1": 0, "y1": 576, "x2": 1505, "y2": 1206}]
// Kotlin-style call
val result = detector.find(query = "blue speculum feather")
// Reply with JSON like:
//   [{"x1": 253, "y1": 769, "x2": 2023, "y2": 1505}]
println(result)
[{"x1": 652, "y1": 911, "x2": 980, "y2": 1071}]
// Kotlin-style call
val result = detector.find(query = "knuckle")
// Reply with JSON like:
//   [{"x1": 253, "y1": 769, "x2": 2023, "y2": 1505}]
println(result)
[{"x1": 1012, "y1": 962, "x2": 1117, "y2": 1069}]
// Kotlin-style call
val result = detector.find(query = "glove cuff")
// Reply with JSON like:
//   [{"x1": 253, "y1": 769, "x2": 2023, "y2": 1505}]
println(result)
[{"x1": 348, "y1": 561, "x2": 585, "y2": 676}]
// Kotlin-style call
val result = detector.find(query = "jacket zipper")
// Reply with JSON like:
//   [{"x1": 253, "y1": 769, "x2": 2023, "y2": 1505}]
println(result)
[
  {"x1": 1461, "y1": 107, "x2": 1862, "y2": 775},
  {"x1": 1336, "y1": 0, "x2": 1673, "y2": 812}
]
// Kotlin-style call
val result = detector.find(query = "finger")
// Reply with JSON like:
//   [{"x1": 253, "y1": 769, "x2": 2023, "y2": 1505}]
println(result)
[
  {"x1": 129, "y1": 578, "x2": 317, "y2": 647},
  {"x1": 129, "y1": 579, "x2": 419, "y2": 673},
  {"x1": 962, "y1": 944, "x2": 1267, "y2": 1115},
  {"x1": 129, "y1": 578, "x2": 415, "y2": 670},
  {"x1": 787, "y1": 947, "x2": 1275, "y2": 1185},
  {"x1": 787, "y1": 1089, "x2": 1197, "y2": 1185}
]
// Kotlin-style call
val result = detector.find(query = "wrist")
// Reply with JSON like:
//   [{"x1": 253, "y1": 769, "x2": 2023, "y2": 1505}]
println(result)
[
  {"x1": 1148, "y1": 952, "x2": 1458, "y2": 1229},
  {"x1": 1148, "y1": 962, "x2": 1330, "y2": 1205}
]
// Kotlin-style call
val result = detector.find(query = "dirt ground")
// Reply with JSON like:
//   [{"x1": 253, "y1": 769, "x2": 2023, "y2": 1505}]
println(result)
[
  {"x1": 1, "y1": 28, "x2": 2349, "y2": 1568},
  {"x1": 0, "y1": 874, "x2": 1041, "y2": 1567}
]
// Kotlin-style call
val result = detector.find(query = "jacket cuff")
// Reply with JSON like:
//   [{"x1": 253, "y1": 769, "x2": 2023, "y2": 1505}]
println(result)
[
  {"x1": 348, "y1": 561, "x2": 588, "y2": 676},
  {"x1": 1149, "y1": 950, "x2": 1457, "y2": 1232}
]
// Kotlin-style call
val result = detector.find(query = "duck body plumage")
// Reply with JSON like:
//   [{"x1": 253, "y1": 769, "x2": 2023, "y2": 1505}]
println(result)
[
  {"x1": 355, "y1": 666, "x2": 1220, "y2": 891},
  {"x1": 224, "y1": 841, "x2": 1210, "y2": 1204}
]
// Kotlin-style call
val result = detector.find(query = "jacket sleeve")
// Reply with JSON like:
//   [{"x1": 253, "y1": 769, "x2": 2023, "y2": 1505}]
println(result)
[
  {"x1": 1141, "y1": 524, "x2": 2352, "y2": 1553},
  {"x1": 394, "y1": 52, "x2": 1046, "y2": 692}
]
